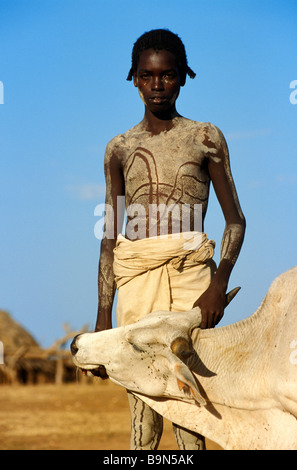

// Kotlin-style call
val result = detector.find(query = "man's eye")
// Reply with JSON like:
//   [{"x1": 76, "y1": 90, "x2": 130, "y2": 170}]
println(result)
[{"x1": 163, "y1": 74, "x2": 175, "y2": 80}]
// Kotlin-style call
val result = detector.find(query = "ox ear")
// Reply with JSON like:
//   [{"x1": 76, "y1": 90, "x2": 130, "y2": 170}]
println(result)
[
  {"x1": 170, "y1": 336, "x2": 206, "y2": 405},
  {"x1": 172, "y1": 362, "x2": 206, "y2": 406}
]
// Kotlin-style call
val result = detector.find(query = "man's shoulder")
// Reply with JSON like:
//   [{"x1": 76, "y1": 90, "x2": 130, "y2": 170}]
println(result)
[
  {"x1": 194, "y1": 120, "x2": 226, "y2": 145},
  {"x1": 189, "y1": 119, "x2": 221, "y2": 134},
  {"x1": 104, "y1": 123, "x2": 144, "y2": 153},
  {"x1": 180, "y1": 118, "x2": 221, "y2": 136},
  {"x1": 104, "y1": 132, "x2": 125, "y2": 152},
  {"x1": 183, "y1": 119, "x2": 228, "y2": 161}
]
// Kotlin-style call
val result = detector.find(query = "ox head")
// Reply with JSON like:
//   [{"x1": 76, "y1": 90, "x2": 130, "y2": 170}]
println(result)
[
  {"x1": 72, "y1": 308, "x2": 206, "y2": 404},
  {"x1": 71, "y1": 288, "x2": 240, "y2": 406}
]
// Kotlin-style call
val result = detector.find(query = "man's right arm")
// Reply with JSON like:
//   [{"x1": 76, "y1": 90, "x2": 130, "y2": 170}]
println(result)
[
  {"x1": 95, "y1": 237, "x2": 117, "y2": 331},
  {"x1": 95, "y1": 141, "x2": 125, "y2": 332}
]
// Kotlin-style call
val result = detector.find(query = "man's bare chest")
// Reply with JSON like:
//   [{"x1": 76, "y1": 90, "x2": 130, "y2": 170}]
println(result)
[{"x1": 123, "y1": 135, "x2": 208, "y2": 185}]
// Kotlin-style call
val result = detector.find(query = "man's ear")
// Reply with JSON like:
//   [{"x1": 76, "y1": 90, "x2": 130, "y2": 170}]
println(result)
[
  {"x1": 171, "y1": 361, "x2": 206, "y2": 406},
  {"x1": 133, "y1": 74, "x2": 138, "y2": 87}
]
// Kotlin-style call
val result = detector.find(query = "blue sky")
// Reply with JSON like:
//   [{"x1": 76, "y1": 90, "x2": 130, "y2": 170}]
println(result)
[{"x1": 0, "y1": 0, "x2": 296, "y2": 347}]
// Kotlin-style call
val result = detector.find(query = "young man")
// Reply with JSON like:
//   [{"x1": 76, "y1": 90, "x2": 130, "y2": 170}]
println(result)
[{"x1": 95, "y1": 29, "x2": 246, "y2": 450}]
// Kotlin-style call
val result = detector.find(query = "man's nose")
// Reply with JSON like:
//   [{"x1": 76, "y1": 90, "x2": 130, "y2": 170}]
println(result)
[{"x1": 151, "y1": 76, "x2": 164, "y2": 90}]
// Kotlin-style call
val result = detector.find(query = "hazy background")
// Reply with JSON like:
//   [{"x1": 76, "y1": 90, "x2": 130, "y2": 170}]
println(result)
[{"x1": 1, "y1": 0, "x2": 296, "y2": 346}]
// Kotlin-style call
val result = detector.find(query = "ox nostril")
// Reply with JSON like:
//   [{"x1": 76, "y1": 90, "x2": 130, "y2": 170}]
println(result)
[{"x1": 70, "y1": 336, "x2": 79, "y2": 356}]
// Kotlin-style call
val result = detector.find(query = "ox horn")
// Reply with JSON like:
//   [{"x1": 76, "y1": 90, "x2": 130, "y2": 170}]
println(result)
[{"x1": 225, "y1": 286, "x2": 241, "y2": 306}]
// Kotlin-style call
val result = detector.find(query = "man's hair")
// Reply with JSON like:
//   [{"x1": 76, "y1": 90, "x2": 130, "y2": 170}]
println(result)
[{"x1": 127, "y1": 29, "x2": 196, "y2": 86}]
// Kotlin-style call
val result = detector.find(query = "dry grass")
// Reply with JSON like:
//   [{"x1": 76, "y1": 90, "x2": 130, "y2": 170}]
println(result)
[{"x1": 0, "y1": 381, "x2": 221, "y2": 450}]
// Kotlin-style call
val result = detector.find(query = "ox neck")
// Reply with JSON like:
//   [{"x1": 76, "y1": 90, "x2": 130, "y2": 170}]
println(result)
[{"x1": 190, "y1": 308, "x2": 277, "y2": 410}]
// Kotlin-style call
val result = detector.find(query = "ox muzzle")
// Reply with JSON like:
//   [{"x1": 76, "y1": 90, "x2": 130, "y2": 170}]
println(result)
[{"x1": 70, "y1": 334, "x2": 109, "y2": 379}]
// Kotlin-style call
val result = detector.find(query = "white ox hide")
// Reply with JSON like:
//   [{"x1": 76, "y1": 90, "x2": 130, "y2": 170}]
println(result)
[{"x1": 72, "y1": 267, "x2": 297, "y2": 450}]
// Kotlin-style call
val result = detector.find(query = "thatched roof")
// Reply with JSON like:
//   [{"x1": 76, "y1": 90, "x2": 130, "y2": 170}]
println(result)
[
  {"x1": 0, "y1": 310, "x2": 88, "y2": 384},
  {"x1": 0, "y1": 310, "x2": 39, "y2": 355}
]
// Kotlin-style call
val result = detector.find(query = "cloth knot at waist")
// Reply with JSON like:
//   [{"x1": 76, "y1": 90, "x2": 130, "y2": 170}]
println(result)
[{"x1": 113, "y1": 232, "x2": 215, "y2": 288}]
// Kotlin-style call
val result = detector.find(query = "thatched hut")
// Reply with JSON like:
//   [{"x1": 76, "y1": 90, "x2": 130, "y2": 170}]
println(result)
[
  {"x1": 0, "y1": 310, "x2": 56, "y2": 384},
  {"x1": 0, "y1": 310, "x2": 85, "y2": 385}
]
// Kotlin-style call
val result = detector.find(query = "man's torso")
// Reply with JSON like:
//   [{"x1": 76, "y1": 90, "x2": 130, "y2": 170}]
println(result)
[{"x1": 107, "y1": 117, "x2": 222, "y2": 238}]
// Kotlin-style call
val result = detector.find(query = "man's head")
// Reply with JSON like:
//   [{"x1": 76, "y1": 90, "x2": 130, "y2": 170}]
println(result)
[{"x1": 127, "y1": 29, "x2": 196, "y2": 87}]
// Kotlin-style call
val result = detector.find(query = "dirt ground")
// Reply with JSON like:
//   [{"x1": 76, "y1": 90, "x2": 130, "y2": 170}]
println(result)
[{"x1": 0, "y1": 381, "x2": 221, "y2": 450}]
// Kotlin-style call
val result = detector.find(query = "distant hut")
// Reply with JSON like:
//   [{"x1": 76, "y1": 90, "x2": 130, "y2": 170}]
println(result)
[
  {"x1": 0, "y1": 310, "x2": 56, "y2": 384},
  {"x1": 0, "y1": 310, "x2": 89, "y2": 385}
]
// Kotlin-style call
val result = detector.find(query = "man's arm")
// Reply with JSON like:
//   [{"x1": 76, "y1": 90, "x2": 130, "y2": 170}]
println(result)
[
  {"x1": 95, "y1": 237, "x2": 117, "y2": 332},
  {"x1": 194, "y1": 126, "x2": 246, "y2": 328},
  {"x1": 95, "y1": 142, "x2": 125, "y2": 332}
]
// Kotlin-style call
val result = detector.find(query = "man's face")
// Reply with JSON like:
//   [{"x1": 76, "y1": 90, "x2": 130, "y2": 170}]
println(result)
[{"x1": 133, "y1": 48, "x2": 181, "y2": 115}]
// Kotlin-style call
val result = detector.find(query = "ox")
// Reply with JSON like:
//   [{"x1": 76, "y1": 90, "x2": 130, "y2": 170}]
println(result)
[{"x1": 71, "y1": 266, "x2": 297, "y2": 450}]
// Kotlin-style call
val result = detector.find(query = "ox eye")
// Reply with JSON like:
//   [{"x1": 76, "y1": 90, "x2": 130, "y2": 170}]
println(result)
[{"x1": 129, "y1": 342, "x2": 144, "y2": 353}]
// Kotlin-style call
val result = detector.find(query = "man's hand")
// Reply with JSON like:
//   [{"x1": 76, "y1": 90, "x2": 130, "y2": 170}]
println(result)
[{"x1": 193, "y1": 283, "x2": 227, "y2": 329}]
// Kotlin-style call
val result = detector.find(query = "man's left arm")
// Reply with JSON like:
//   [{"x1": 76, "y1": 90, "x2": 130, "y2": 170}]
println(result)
[{"x1": 194, "y1": 126, "x2": 246, "y2": 328}]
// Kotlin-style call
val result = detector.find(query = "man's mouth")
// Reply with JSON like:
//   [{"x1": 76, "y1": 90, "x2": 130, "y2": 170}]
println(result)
[{"x1": 149, "y1": 96, "x2": 167, "y2": 104}]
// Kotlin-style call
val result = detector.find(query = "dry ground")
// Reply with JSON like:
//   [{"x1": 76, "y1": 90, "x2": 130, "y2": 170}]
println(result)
[{"x1": 0, "y1": 381, "x2": 221, "y2": 450}]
